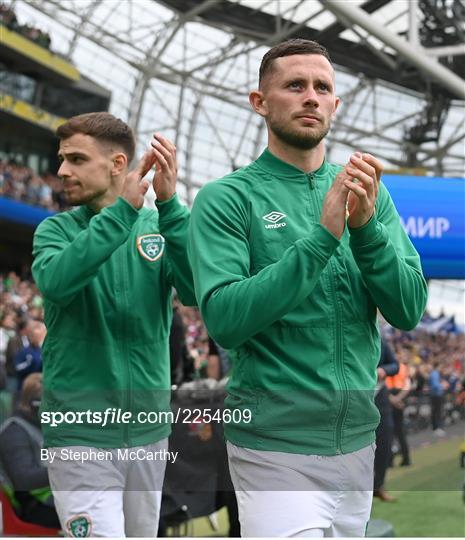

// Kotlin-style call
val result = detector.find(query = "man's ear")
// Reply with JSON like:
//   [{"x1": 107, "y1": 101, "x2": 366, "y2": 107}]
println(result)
[
  {"x1": 249, "y1": 89, "x2": 268, "y2": 117},
  {"x1": 111, "y1": 152, "x2": 128, "y2": 176},
  {"x1": 331, "y1": 96, "x2": 341, "y2": 120}
]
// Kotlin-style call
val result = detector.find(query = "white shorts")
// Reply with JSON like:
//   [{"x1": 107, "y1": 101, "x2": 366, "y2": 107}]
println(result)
[
  {"x1": 227, "y1": 441, "x2": 375, "y2": 537},
  {"x1": 47, "y1": 439, "x2": 168, "y2": 537}
]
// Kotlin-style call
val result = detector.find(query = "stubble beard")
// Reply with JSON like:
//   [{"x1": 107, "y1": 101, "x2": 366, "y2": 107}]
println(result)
[
  {"x1": 269, "y1": 117, "x2": 330, "y2": 150},
  {"x1": 64, "y1": 186, "x2": 106, "y2": 207},
  {"x1": 64, "y1": 192, "x2": 90, "y2": 207}
]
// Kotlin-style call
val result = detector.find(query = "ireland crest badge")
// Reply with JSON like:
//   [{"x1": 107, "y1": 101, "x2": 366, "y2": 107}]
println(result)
[
  {"x1": 67, "y1": 514, "x2": 92, "y2": 537},
  {"x1": 137, "y1": 234, "x2": 165, "y2": 262}
]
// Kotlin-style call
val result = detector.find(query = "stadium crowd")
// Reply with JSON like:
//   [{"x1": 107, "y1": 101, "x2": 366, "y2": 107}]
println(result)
[
  {"x1": 384, "y1": 322, "x2": 465, "y2": 436},
  {"x1": 0, "y1": 160, "x2": 68, "y2": 211},
  {"x1": 387, "y1": 325, "x2": 463, "y2": 394},
  {"x1": 1, "y1": 3, "x2": 51, "y2": 49}
]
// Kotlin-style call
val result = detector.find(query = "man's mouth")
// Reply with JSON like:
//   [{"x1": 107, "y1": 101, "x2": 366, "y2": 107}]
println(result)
[
  {"x1": 64, "y1": 182, "x2": 80, "y2": 192},
  {"x1": 297, "y1": 114, "x2": 321, "y2": 123}
]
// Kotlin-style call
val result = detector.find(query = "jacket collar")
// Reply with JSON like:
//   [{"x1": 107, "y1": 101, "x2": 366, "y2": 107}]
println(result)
[
  {"x1": 78, "y1": 205, "x2": 96, "y2": 221},
  {"x1": 255, "y1": 147, "x2": 330, "y2": 179}
]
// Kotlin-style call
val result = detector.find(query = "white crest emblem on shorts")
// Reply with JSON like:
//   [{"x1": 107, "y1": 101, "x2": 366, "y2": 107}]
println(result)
[
  {"x1": 137, "y1": 234, "x2": 165, "y2": 262},
  {"x1": 66, "y1": 514, "x2": 92, "y2": 537}
]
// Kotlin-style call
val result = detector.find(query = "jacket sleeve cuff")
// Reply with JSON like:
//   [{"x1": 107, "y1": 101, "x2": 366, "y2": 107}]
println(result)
[
  {"x1": 105, "y1": 197, "x2": 140, "y2": 229},
  {"x1": 156, "y1": 193, "x2": 187, "y2": 223},
  {"x1": 348, "y1": 214, "x2": 383, "y2": 247},
  {"x1": 305, "y1": 223, "x2": 340, "y2": 263}
]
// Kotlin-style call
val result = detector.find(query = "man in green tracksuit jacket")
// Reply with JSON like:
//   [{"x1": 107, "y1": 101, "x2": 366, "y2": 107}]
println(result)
[
  {"x1": 188, "y1": 40, "x2": 427, "y2": 537},
  {"x1": 32, "y1": 112, "x2": 195, "y2": 537}
]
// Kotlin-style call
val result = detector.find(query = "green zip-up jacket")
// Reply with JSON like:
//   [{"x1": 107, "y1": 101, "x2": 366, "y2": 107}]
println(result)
[
  {"x1": 188, "y1": 149, "x2": 427, "y2": 456},
  {"x1": 32, "y1": 194, "x2": 195, "y2": 448}
]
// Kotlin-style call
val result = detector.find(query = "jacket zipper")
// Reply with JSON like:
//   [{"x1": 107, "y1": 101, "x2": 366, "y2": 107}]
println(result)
[
  {"x1": 328, "y1": 260, "x2": 348, "y2": 454},
  {"x1": 308, "y1": 171, "x2": 348, "y2": 454},
  {"x1": 308, "y1": 172, "x2": 315, "y2": 190}
]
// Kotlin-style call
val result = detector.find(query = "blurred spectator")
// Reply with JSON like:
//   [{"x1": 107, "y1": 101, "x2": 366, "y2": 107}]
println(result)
[
  {"x1": 14, "y1": 321, "x2": 45, "y2": 390},
  {"x1": 0, "y1": 2, "x2": 51, "y2": 49},
  {"x1": 5, "y1": 317, "x2": 31, "y2": 392},
  {"x1": 0, "y1": 372, "x2": 60, "y2": 528},
  {"x1": 178, "y1": 303, "x2": 209, "y2": 378},
  {"x1": 443, "y1": 363, "x2": 459, "y2": 394},
  {"x1": 0, "y1": 272, "x2": 43, "y2": 320},
  {"x1": 386, "y1": 349, "x2": 412, "y2": 466},
  {"x1": 456, "y1": 378, "x2": 465, "y2": 419},
  {"x1": 410, "y1": 363, "x2": 428, "y2": 397},
  {"x1": 429, "y1": 360, "x2": 447, "y2": 436},
  {"x1": 169, "y1": 300, "x2": 194, "y2": 386},
  {"x1": 0, "y1": 311, "x2": 16, "y2": 389},
  {"x1": 207, "y1": 338, "x2": 231, "y2": 381},
  {"x1": 0, "y1": 274, "x2": 43, "y2": 410},
  {"x1": 44, "y1": 172, "x2": 67, "y2": 209},
  {"x1": 0, "y1": 2, "x2": 17, "y2": 30},
  {"x1": 374, "y1": 339, "x2": 399, "y2": 503},
  {"x1": 207, "y1": 337, "x2": 221, "y2": 381},
  {"x1": 0, "y1": 160, "x2": 68, "y2": 211}
]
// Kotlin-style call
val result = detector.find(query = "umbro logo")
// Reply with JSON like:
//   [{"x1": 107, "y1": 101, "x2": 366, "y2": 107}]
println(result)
[
  {"x1": 262, "y1": 211, "x2": 287, "y2": 229},
  {"x1": 263, "y1": 211, "x2": 286, "y2": 223}
]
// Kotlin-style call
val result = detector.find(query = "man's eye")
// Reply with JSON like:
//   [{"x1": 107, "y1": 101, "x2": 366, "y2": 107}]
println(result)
[
  {"x1": 289, "y1": 81, "x2": 302, "y2": 89},
  {"x1": 318, "y1": 83, "x2": 329, "y2": 92},
  {"x1": 71, "y1": 157, "x2": 84, "y2": 163}
]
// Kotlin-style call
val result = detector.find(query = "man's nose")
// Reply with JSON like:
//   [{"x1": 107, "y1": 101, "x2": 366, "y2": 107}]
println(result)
[
  {"x1": 57, "y1": 161, "x2": 70, "y2": 178},
  {"x1": 302, "y1": 87, "x2": 319, "y2": 107}
]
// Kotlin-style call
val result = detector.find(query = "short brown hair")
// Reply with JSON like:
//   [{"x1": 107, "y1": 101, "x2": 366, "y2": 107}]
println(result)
[
  {"x1": 259, "y1": 39, "x2": 332, "y2": 88},
  {"x1": 56, "y1": 112, "x2": 135, "y2": 162}
]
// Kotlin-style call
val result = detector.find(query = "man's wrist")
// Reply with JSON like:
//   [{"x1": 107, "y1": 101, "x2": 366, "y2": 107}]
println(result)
[
  {"x1": 156, "y1": 192, "x2": 177, "y2": 206},
  {"x1": 155, "y1": 190, "x2": 176, "y2": 202},
  {"x1": 348, "y1": 211, "x2": 374, "y2": 230},
  {"x1": 348, "y1": 213, "x2": 381, "y2": 247}
]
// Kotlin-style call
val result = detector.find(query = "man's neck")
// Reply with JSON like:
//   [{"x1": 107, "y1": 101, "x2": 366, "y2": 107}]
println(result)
[
  {"x1": 268, "y1": 138, "x2": 326, "y2": 173},
  {"x1": 88, "y1": 193, "x2": 117, "y2": 213},
  {"x1": 88, "y1": 177, "x2": 124, "y2": 213}
]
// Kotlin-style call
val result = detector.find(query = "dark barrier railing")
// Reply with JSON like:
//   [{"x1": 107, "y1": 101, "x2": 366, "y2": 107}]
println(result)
[{"x1": 403, "y1": 392, "x2": 464, "y2": 433}]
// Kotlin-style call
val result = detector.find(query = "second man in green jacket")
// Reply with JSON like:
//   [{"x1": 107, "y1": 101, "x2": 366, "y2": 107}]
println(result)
[{"x1": 32, "y1": 112, "x2": 196, "y2": 537}]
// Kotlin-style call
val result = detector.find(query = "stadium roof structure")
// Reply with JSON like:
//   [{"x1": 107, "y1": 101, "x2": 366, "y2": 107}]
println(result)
[{"x1": 12, "y1": 0, "x2": 465, "y2": 204}]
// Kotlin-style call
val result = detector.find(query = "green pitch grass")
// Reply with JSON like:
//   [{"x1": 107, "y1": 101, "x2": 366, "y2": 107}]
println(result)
[
  {"x1": 371, "y1": 436, "x2": 464, "y2": 537},
  {"x1": 172, "y1": 435, "x2": 465, "y2": 537}
]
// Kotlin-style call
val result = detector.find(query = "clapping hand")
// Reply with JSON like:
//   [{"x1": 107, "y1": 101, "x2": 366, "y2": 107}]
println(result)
[
  {"x1": 344, "y1": 153, "x2": 383, "y2": 229},
  {"x1": 150, "y1": 133, "x2": 177, "y2": 202}
]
